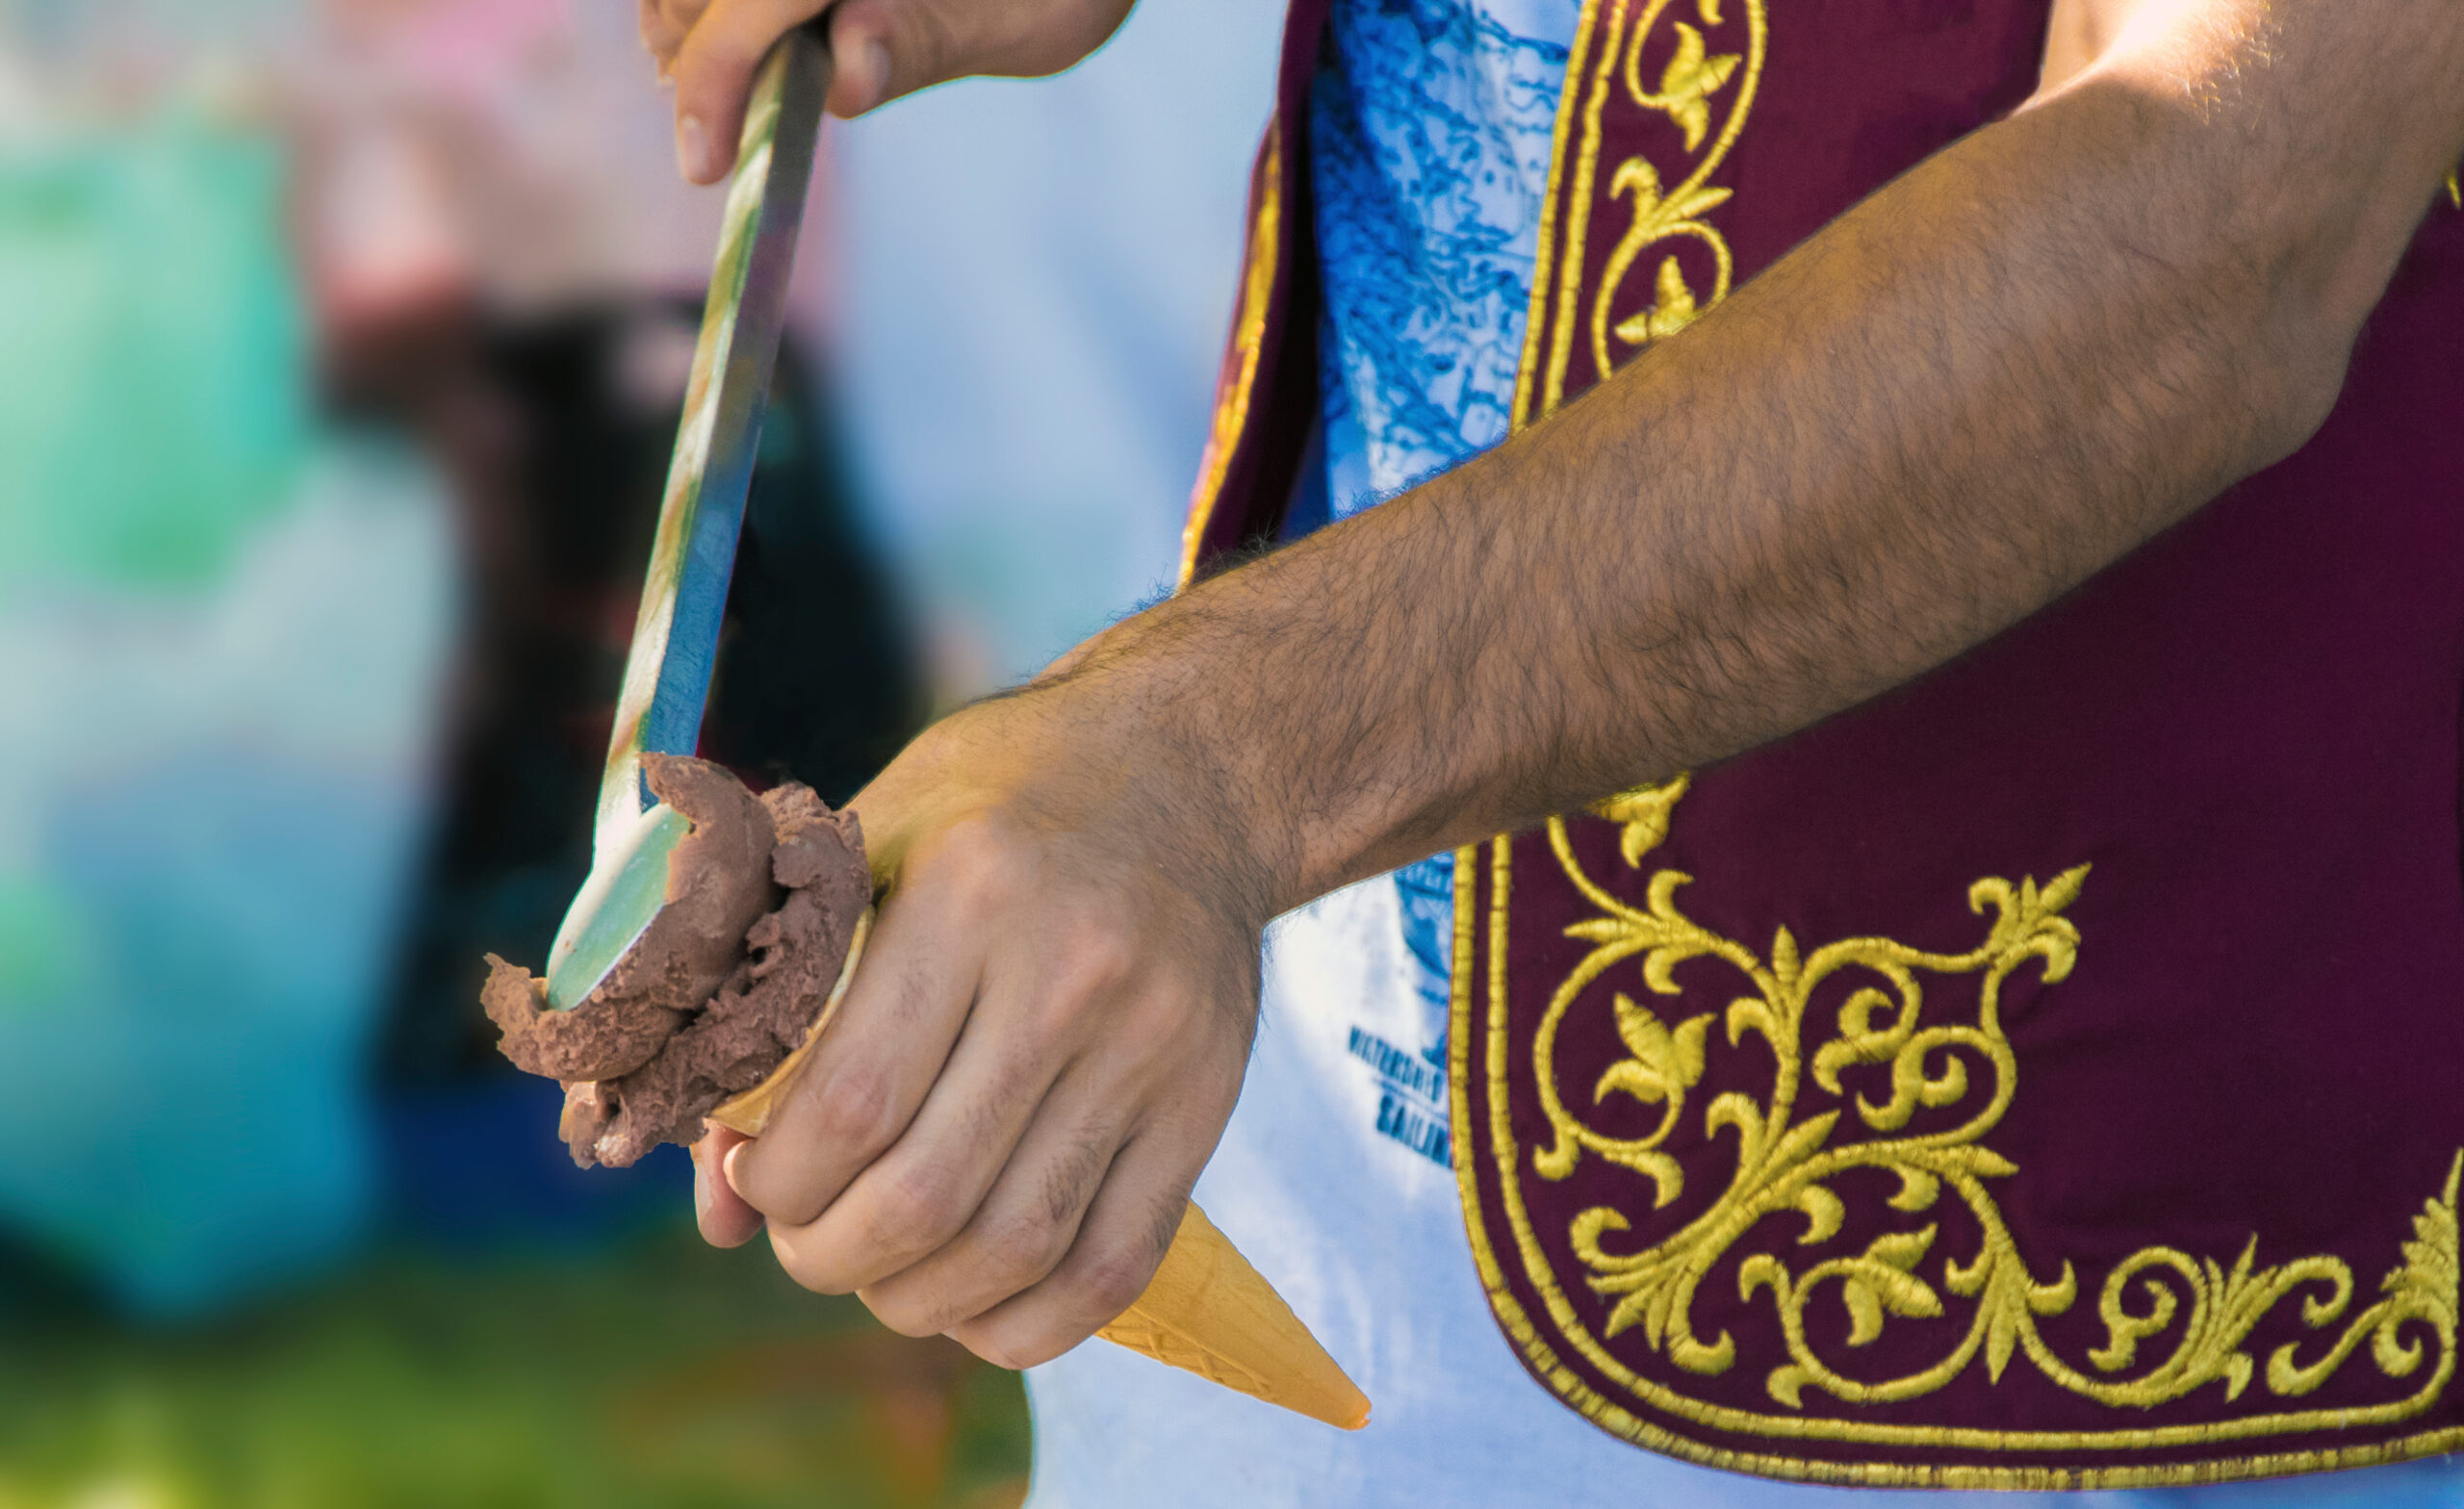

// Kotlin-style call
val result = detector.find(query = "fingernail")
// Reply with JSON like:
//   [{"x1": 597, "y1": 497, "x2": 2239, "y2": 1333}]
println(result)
[
  {"x1": 693, "y1": 1158, "x2": 712, "y2": 1221},
  {"x1": 678, "y1": 114, "x2": 710, "y2": 180}
]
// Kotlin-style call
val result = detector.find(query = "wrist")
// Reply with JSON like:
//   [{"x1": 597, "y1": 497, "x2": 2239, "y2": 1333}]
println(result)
[{"x1": 1052, "y1": 644, "x2": 1296, "y2": 931}]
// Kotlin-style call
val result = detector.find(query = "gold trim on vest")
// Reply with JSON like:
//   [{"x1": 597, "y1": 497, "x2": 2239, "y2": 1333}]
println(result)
[{"x1": 1180, "y1": 119, "x2": 1286, "y2": 588}]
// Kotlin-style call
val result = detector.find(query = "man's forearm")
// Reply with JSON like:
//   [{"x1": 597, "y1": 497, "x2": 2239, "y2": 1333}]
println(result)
[{"x1": 1049, "y1": 0, "x2": 2464, "y2": 917}]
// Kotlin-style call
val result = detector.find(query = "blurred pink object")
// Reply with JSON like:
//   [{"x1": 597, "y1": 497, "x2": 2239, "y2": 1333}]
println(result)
[
  {"x1": 295, "y1": 0, "x2": 820, "y2": 338},
  {"x1": 344, "y1": 0, "x2": 574, "y2": 106}
]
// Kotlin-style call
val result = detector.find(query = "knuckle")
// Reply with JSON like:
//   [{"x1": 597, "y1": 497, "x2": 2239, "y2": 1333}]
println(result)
[
  {"x1": 979, "y1": 1208, "x2": 1066, "y2": 1285},
  {"x1": 925, "y1": 813, "x2": 1025, "y2": 903},
  {"x1": 1037, "y1": 1134, "x2": 1110, "y2": 1231},
  {"x1": 1119, "y1": 985, "x2": 1194, "y2": 1043},
  {"x1": 1070, "y1": 1239, "x2": 1159, "y2": 1322},
  {"x1": 1048, "y1": 921, "x2": 1137, "y2": 1006},
  {"x1": 808, "y1": 1066, "x2": 901, "y2": 1159},
  {"x1": 867, "y1": 1163, "x2": 967, "y2": 1254}
]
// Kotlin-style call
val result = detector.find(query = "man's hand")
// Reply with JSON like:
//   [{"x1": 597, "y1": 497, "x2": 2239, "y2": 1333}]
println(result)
[
  {"x1": 691, "y1": 674, "x2": 1270, "y2": 1368},
  {"x1": 641, "y1": 0, "x2": 1137, "y2": 182}
]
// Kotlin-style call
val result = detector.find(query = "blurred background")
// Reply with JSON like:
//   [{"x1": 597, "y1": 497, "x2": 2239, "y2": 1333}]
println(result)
[{"x1": 0, "y1": 0, "x2": 1279, "y2": 1501}]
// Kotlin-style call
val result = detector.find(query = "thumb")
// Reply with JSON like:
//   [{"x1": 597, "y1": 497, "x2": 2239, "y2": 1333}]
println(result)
[
  {"x1": 665, "y1": 0, "x2": 940, "y2": 182},
  {"x1": 669, "y1": 0, "x2": 828, "y2": 184},
  {"x1": 818, "y1": 0, "x2": 1008, "y2": 121}
]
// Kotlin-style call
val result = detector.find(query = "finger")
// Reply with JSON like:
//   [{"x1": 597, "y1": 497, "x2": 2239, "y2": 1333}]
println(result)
[
  {"x1": 853, "y1": 1070, "x2": 1129, "y2": 1339},
  {"x1": 669, "y1": 0, "x2": 828, "y2": 183},
  {"x1": 819, "y1": 0, "x2": 1138, "y2": 121},
  {"x1": 757, "y1": 937, "x2": 1114, "y2": 1295},
  {"x1": 818, "y1": 1, "x2": 897, "y2": 120},
  {"x1": 639, "y1": 0, "x2": 704, "y2": 74},
  {"x1": 693, "y1": 1125, "x2": 763, "y2": 1247},
  {"x1": 944, "y1": 1129, "x2": 1196, "y2": 1370},
  {"x1": 761, "y1": 1063, "x2": 1049, "y2": 1299},
  {"x1": 754, "y1": 911, "x2": 1138, "y2": 1292},
  {"x1": 726, "y1": 862, "x2": 985, "y2": 1229}
]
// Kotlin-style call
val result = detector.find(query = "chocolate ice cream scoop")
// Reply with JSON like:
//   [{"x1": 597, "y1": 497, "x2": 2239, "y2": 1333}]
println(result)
[{"x1": 483, "y1": 754, "x2": 870, "y2": 1167}]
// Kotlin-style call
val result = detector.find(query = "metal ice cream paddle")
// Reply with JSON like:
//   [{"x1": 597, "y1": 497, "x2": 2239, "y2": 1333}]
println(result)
[{"x1": 545, "y1": 29, "x2": 832, "y2": 1011}]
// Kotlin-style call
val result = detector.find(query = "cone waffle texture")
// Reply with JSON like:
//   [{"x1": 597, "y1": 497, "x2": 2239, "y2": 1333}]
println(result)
[
  {"x1": 1097, "y1": 1202, "x2": 1371, "y2": 1430},
  {"x1": 707, "y1": 908, "x2": 871, "y2": 1138},
  {"x1": 708, "y1": 912, "x2": 1369, "y2": 1428}
]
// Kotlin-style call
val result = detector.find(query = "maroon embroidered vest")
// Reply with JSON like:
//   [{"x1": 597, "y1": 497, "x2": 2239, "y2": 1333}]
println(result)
[{"x1": 1183, "y1": 0, "x2": 2464, "y2": 1488}]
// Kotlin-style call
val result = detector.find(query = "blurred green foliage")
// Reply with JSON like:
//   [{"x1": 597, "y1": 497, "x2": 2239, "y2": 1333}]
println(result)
[{"x1": 0, "y1": 1224, "x2": 1031, "y2": 1508}]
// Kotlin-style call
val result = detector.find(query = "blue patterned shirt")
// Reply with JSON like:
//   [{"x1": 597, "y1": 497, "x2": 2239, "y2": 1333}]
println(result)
[
  {"x1": 1313, "y1": 0, "x2": 1573, "y2": 513},
  {"x1": 1306, "y1": 0, "x2": 1578, "y2": 1152}
]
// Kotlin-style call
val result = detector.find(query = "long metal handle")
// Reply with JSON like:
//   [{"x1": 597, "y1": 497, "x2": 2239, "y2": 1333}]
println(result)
[{"x1": 594, "y1": 28, "x2": 833, "y2": 852}]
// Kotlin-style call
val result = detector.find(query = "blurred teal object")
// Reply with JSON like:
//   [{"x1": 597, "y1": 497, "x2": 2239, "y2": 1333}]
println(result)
[
  {"x1": 0, "y1": 108, "x2": 454, "y2": 1316},
  {"x1": 0, "y1": 107, "x2": 309, "y2": 599}
]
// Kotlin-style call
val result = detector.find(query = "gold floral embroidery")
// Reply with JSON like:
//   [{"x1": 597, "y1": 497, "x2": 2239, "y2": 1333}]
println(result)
[
  {"x1": 1521, "y1": 0, "x2": 1764, "y2": 422},
  {"x1": 1588, "y1": 0, "x2": 1763, "y2": 383},
  {"x1": 1590, "y1": 772, "x2": 1691, "y2": 867},
  {"x1": 1474, "y1": 782, "x2": 2460, "y2": 1453},
  {"x1": 1632, "y1": 16, "x2": 1740, "y2": 152}
]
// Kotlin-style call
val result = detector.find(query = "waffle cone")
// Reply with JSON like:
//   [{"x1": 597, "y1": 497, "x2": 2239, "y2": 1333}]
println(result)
[
  {"x1": 1097, "y1": 1202, "x2": 1370, "y2": 1430},
  {"x1": 707, "y1": 910, "x2": 1369, "y2": 1428}
]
